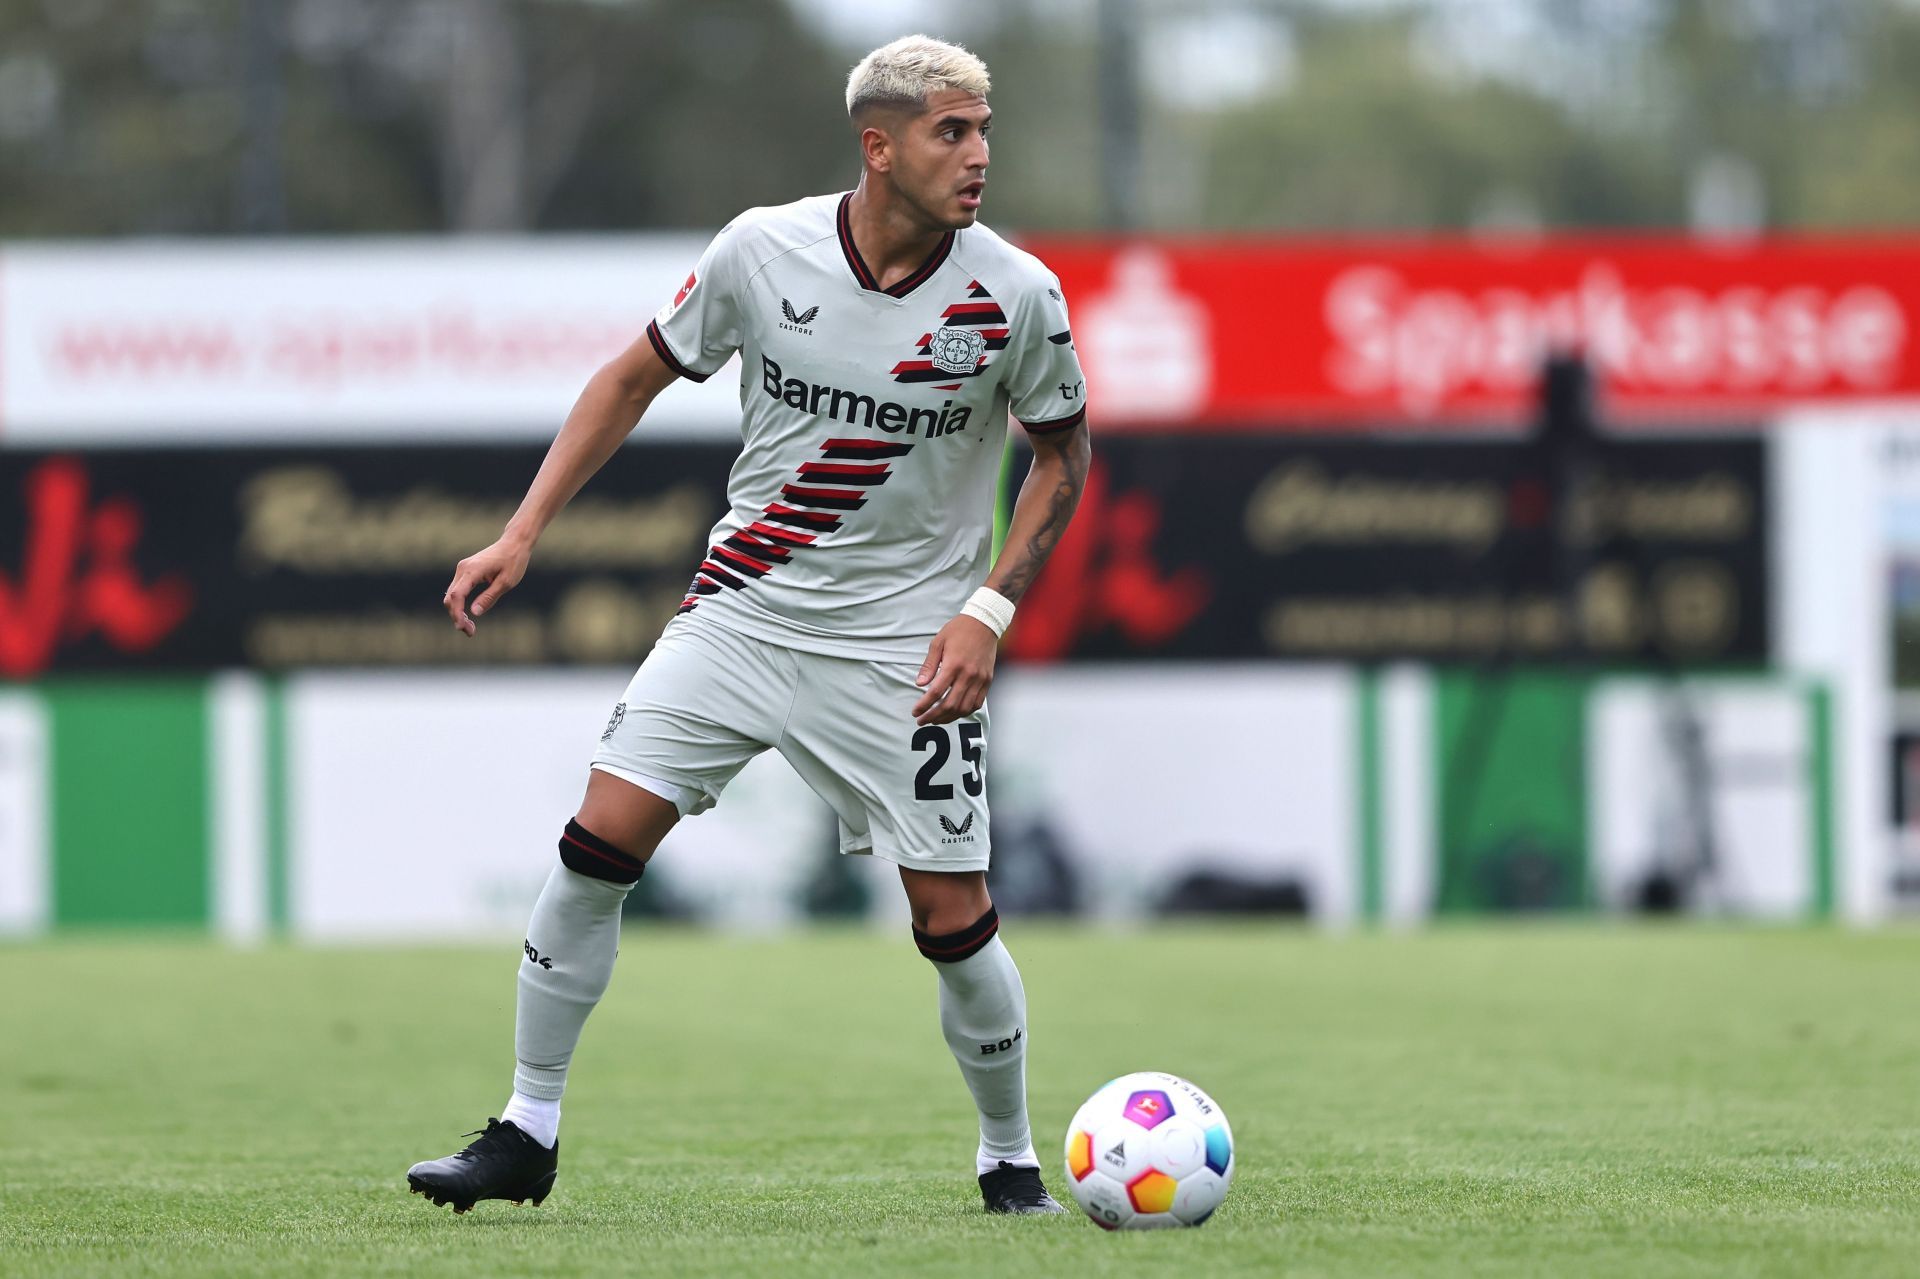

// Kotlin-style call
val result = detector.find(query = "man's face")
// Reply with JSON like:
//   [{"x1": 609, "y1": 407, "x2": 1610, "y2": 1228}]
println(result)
[{"x1": 885, "y1": 89, "x2": 990, "y2": 230}]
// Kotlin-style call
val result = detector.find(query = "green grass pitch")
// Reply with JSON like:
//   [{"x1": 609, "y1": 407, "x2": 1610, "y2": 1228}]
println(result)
[{"x1": 5, "y1": 925, "x2": 1918, "y2": 1277}]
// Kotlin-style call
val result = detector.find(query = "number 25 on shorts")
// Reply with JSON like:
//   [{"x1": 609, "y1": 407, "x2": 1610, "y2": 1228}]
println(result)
[{"x1": 911, "y1": 723, "x2": 983, "y2": 800}]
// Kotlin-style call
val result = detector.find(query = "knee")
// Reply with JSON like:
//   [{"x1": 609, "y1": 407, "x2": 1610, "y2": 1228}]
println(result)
[
  {"x1": 558, "y1": 819, "x2": 648, "y2": 885},
  {"x1": 901, "y1": 868, "x2": 992, "y2": 935},
  {"x1": 573, "y1": 770, "x2": 680, "y2": 864},
  {"x1": 913, "y1": 903, "x2": 1000, "y2": 964}
]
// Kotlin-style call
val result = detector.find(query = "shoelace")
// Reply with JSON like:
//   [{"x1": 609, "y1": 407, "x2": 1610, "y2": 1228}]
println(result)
[
  {"x1": 991, "y1": 1161, "x2": 1048, "y2": 1198},
  {"x1": 454, "y1": 1120, "x2": 514, "y2": 1160}
]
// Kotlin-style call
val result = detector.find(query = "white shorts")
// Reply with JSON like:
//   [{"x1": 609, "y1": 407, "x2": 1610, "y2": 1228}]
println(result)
[{"x1": 590, "y1": 616, "x2": 991, "y2": 872}]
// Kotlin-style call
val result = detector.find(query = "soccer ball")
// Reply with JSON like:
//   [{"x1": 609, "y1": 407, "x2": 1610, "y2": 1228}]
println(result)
[{"x1": 1062, "y1": 1071, "x2": 1234, "y2": 1229}]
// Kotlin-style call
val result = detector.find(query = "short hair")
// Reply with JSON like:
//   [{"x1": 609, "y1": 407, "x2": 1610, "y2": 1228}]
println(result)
[{"x1": 845, "y1": 35, "x2": 990, "y2": 122}]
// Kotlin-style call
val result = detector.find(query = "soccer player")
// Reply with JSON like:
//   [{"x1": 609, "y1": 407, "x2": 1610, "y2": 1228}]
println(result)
[{"x1": 405, "y1": 36, "x2": 1090, "y2": 1216}]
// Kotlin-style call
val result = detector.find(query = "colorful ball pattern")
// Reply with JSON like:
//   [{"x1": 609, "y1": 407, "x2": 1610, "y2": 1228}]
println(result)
[{"x1": 1062, "y1": 1071, "x2": 1234, "y2": 1230}]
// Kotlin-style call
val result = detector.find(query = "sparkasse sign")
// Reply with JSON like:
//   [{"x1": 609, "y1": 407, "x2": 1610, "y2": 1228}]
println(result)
[{"x1": 1023, "y1": 235, "x2": 1920, "y2": 427}]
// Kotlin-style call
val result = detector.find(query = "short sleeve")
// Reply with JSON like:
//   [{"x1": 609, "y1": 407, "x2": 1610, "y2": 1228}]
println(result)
[
  {"x1": 1003, "y1": 272, "x2": 1088, "y2": 434},
  {"x1": 645, "y1": 225, "x2": 746, "y2": 383}
]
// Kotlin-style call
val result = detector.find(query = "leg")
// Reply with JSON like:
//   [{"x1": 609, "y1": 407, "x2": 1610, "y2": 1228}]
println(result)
[
  {"x1": 900, "y1": 867, "x2": 1043, "y2": 1184},
  {"x1": 408, "y1": 772, "x2": 680, "y2": 1212},
  {"x1": 778, "y1": 654, "x2": 1056, "y2": 1210},
  {"x1": 503, "y1": 769, "x2": 680, "y2": 1146},
  {"x1": 410, "y1": 622, "x2": 784, "y2": 1212}
]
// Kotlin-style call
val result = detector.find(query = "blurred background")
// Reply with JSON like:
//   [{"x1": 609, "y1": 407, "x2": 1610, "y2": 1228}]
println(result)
[{"x1": 3, "y1": 0, "x2": 1918, "y2": 939}]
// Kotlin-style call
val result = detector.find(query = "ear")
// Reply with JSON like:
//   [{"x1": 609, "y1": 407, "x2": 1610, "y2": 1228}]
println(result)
[{"x1": 860, "y1": 123, "x2": 894, "y2": 175}]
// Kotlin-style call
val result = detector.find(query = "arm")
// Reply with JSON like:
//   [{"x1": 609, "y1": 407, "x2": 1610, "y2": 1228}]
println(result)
[
  {"x1": 442, "y1": 334, "x2": 682, "y2": 635},
  {"x1": 911, "y1": 423, "x2": 1092, "y2": 725}
]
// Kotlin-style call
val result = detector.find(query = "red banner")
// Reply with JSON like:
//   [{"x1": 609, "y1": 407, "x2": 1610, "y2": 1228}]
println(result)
[{"x1": 1021, "y1": 236, "x2": 1920, "y2": 428}]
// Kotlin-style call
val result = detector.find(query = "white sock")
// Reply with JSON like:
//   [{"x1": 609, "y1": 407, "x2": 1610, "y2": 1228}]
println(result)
[
  {"x1": 977, "y1": 1143, "x2": 1040, "y2": 1177},
  {"x1": 500, "y1": 1091, "x2": 561, "y2": 1149},
  {"x1": 921, "y1": 919, "x2": 1034, "y2": 1175}
]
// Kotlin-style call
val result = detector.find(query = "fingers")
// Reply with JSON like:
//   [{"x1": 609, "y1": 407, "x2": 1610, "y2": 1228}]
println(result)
[
  {"x1": 915, "y1": 638, "x2": 943, "y2": 688},
  {"x1": 911, "y1": 669, "x2": 951, "y2": 721},
  {"x1": 443, "y1": 569, "x2": 478, "y2": 636},
  {"x1": 471, "y1": 577, "x2": 510, "y2": 618},
  {"x1": 441, "y1": 556, "x2": 518, "y2": 633},
  {"x1": 913, "y1": 668, "x2": 990, "y2": 725}
]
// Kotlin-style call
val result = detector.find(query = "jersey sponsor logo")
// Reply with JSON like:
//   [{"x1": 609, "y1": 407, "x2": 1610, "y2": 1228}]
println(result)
[
  {"x1": 601, "y1": 701, "x2": 626, "y2": 740},
  {"x1": 779, "y1": 299, "x2": 820, "y2": 333},
  {"x1": 760, "y1": 356, "x2": 973, "y2": 438},
  {"x1": 672, "y1": 271, "x2": 698, "y2": 309},
  {"x1": 929, "y1": 326, "x2": 988, "y2": 374},
  {"x1": 939, "y1": 811, "x2": 977, "y2": 843}
]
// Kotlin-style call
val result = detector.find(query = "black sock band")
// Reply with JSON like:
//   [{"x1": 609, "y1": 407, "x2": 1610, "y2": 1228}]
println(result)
[
  {"x1": 914, "y1": 906, "x2": 999, "y2": 964},
  {"x1": 558, "y1": 819, "x2": 646, "y2": 884}
]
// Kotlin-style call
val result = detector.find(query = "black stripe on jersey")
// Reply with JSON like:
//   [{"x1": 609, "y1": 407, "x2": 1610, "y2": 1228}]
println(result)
[
  {"x1": 780, "y1": 485, "x2": 867, "y2": 510},
  {"x1": 939, "y1": 304, "x2": 1008, "y2": 327},
  {"x1": 895, "y1": 365, "x2": 986, "y2": 384},
  {"x1": 723, "y1": 533, "x2": 790, "y2": 560},
  {"x1": 645, "y1": 320, "x2": 709, "y2": 383},
  {"x1": 1019, "y1": 405, "x2": 1087, "y2": 435},
  {"x1": 710, "y1": 546, "x2": 772, "y2": 577},
  {"x1": 697, "y1": 563, "x2": 745, "y2": 589},
  {"x1": 821, "y1": 441, "x2": 914, "y2": 460},
  {"x1": 794, "y1": 466, "x2": 891, "y2": 486},
  {"x1": 916, "y1": 336, "x2": 1011, "y2": 356},
  {"x1": 761, "y1": 506, "x2": 842, "y2": 530}
]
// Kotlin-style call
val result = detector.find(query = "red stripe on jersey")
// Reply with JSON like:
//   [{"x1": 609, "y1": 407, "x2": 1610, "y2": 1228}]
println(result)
[
  {"x1": 892, "y1": 360, "x2": 936, "y2": 373},
  {"x1": 748, "y1": 521, "x2": 816, "y2": 545},
  {"x1": 798, "y1": 462, "x2": 891, "y2": 478},
  {"x1": 713, "y1": 545, "x2": 774, "y2": 574},
  {"x1": 726, "y1": 532, "x2": 790, "y2": 558},
  {"x1": 762, "y1": 503, "x2": 841, "y2": 527},
  {"x1": 823, "y1": 438, "x2": 906, "y2": 452},
  {"x1": 942, "y1": 302, "x2": 1003, "y2": 317}
]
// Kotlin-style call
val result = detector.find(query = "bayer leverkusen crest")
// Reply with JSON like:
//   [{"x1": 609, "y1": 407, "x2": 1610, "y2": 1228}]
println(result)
[{"x1": 929, "y1": 326, "x2": 987, "y2": 374}]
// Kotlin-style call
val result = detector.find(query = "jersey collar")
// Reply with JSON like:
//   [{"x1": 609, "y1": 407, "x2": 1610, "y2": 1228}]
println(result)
[{"x1": 836, "y1": 192, "x2": 955, "y2": 299}]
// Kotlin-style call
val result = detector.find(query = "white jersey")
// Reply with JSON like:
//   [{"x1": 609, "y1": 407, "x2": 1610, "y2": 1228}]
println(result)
[{"x1": 645, "y1": 192, "x2": 1087, "y2": 661}]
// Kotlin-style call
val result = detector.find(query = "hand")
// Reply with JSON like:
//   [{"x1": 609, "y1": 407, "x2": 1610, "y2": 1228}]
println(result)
[
  {"x1": 912, "y1": 615, "x2": 998, "y2": 726},
  {"x1": 443, "y1": 537, "x2": 531, "y2": 636}
]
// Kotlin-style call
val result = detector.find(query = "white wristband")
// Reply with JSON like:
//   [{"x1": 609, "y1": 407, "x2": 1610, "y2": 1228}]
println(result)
[{"x1": 960, "y1": 586, "x2": 1016, "y2": 639}]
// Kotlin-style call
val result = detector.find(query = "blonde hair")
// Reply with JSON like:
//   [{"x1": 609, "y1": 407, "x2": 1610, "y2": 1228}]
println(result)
[{"x1": 845, "y1": 35, "x2": 990, "y2": 120}]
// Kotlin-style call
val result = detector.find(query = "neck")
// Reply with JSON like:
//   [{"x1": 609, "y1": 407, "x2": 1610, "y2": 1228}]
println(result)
[{"x1": 846, "y1": 177, "x2": 950, "y2": 291}]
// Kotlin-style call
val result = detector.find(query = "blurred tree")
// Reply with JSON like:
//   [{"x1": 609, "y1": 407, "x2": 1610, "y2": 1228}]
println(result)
[{"x1": 2, "y1": 0, "x2": 1919, "y2": 236}]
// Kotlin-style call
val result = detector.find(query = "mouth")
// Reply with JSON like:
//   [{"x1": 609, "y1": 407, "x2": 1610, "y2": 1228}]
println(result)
[{"x1": 958, "y1": 180, "x2": 985, "y2": 210}]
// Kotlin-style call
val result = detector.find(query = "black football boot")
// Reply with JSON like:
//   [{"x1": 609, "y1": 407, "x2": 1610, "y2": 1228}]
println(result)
[
  {"x1": 979, "y1": 1160, "x2": 1068, "y2": 1214},
  {"x1": 406, "y1": 1119, "x2": 558, "y2": 1214}
]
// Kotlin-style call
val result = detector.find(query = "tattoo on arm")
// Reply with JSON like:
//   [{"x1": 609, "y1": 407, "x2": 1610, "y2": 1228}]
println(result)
[{"x1": 993, "y1": 428, "x2": 1090, "y2": 604}]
